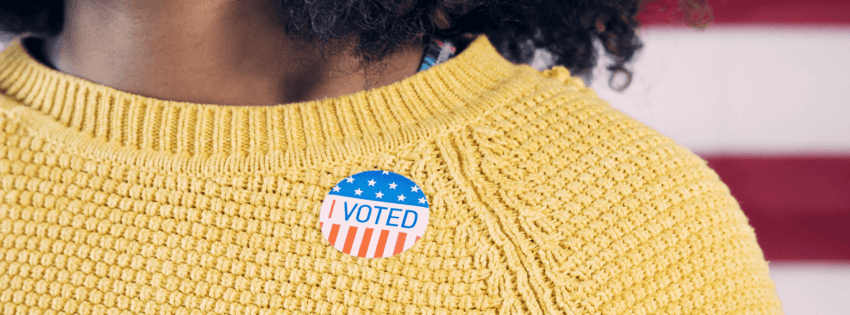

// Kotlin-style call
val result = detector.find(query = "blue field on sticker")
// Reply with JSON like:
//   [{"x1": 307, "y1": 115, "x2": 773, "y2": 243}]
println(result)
[{"x1": 328, "y1": 170, "x2": 428, "y2": 208}]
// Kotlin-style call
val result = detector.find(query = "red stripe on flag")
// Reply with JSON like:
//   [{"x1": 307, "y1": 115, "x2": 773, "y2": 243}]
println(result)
[
  {"x1": 394, "y1": 232, "x2": 408, "y2": 256},
  {"x1": 639, "y1": 0, "x2": 850, "y2": 26},
  {"x1": 328, "y1": 224, "x2": 340, "y2": 247},
  {"x1": 374, "y1": 230, "x2": 390, "y2": 258},
  {"x1": 342, "y1": 226, "x2": 358, "y2": 255},
  {"x1": 358, "y1": 228, "x2": 374, "y2": 258},
  {"x1": 705, "y1": 156, "x2": 850, "y2": 260}
]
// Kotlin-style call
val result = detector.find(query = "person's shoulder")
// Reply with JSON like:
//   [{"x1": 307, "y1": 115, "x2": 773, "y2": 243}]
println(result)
[{"x1": 459, "y1": 66, "x2": 782, "y2": 313}]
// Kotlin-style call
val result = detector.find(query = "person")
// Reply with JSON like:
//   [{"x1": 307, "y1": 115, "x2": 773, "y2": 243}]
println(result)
[{"x1": 0, "y1": 0, "x2": 782, "y2": 314}]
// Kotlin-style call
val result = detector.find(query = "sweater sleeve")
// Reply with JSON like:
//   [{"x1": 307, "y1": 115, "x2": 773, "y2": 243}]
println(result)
[{"x1": 463, "y1": 72, "x2": 784, "y2": 314}]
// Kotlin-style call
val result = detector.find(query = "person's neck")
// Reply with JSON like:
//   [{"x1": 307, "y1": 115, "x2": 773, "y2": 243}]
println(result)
[{"x1": 40, "y1": 0, "x2": 425, "y2": 106}]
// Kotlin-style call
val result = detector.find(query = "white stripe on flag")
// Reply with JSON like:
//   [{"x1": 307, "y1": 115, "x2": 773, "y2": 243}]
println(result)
[{"x1": 586, "y1": 26, "x2": 850, "y2": 155}]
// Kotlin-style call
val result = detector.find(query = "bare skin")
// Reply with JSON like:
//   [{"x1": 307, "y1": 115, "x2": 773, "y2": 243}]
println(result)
[{"x1": 40, "y1": 0, "x2": 425, "y2": 105}]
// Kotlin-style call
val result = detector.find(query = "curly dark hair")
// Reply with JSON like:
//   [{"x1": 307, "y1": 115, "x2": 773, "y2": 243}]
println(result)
[{"x1": 1, "y1": 0, "x2": 651, "y2": 90}]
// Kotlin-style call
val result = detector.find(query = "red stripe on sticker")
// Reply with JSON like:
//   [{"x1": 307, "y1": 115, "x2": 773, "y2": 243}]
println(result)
[
  {"x1": 342, "y1": 226, "x2": 358, "y2": 254},
  {"x1": 394, "y1": 232, "x2": 407, "y2": 256},
  {"x1": 328, "y1": 199, "x2": 336, "y2": 218},
  {"x1": 328, "y1": 224, "x2": 340, "y2": 246},
  {"x1": 358, "y1": 228, "x2": 374, "y2": 258},
  {"x1": 375, "y1": 230, "x2": 390, "y2": 258}
]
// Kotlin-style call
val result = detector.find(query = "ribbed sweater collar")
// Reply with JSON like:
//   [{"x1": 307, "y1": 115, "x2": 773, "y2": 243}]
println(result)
[{"x1": 0, "y1": 36, "x2": 517, "y2": 170}]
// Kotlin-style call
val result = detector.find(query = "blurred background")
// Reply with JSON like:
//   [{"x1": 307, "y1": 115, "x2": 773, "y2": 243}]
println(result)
[
  {"x1": 586, "y1": 0, "x2": 850, "y2": 314},
  {"x1": 2, "y1": 0, "x2": 848, "y2": 313}
]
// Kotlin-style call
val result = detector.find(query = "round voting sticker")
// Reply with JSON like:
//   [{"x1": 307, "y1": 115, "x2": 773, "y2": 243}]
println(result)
[{"x1": 319, "y1": 170, "x2": 429, "y2": 258}]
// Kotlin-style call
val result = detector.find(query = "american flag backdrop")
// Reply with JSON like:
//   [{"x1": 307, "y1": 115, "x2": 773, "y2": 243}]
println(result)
[
  {"x1": 584, "y1": 1, "x2": 850, "y2": 313},
  {"x1": 1, "y1": 0, "x2": 846, "y2": 312}
]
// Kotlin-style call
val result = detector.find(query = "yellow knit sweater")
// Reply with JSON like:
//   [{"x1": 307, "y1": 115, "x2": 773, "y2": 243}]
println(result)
[{"x1": 0, "y1": 36, "x2": 781, "y2": 314}]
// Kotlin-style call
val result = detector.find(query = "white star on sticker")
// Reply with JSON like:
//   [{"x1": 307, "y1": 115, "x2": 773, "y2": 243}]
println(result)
[
  {"x1": 332, "y1": 186, "x2": 340, "y2": 192},
  {"x1": 411, "y1": 186, "x2": 420, "y2": 192},
  {"x1": 397, "y1": 194, "x2": 406, "y2": 201},
  {"x1": 389, "y1": 182, "x2": 398, "y2": 189},
  {"x1": 382, "y1": 171, "x2": 389, "y2": 175},
  {"x1": 375, "y1": 191, "x2": 384, "y2": 198},
  {"x1": 418, "y1": 197, "x2": 426, "y2": 204},
  {"x1": 346, "y1": 177, "x2": 355, "y2": 183},
  {"x1": 354, "y1": 188, "x2": 363, "y2": 196},
  {"x1": 368, "y1": 179, "x2": 376, "y2": 186}
]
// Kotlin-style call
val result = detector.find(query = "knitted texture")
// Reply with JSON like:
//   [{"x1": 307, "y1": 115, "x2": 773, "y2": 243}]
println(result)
[{"x1": 0, "y1": 36, "x2": 782, "y2": 314}]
